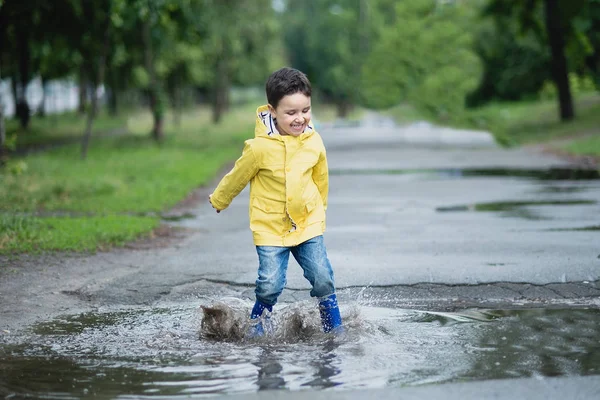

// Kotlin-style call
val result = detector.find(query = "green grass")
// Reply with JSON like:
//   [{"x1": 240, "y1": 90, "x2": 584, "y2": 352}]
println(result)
[
  {"x1": 0, "y1": 214, "x2": 158, "y2": 253},
  {"x1": 387, "y1": 93, "x2": 600, "y2": 148},
  {"x1": 0, "y1": 104, "x2": 257, "y2": 254},
  {"x1": 458, "y1": 93, "x2": 600, "y2": 147},
  {"x1": 562, "y1": 135, "x2": 600, "y2": 157},
  {"x1": 7, "y1": 110, "x2": 130, "y2": 149}
]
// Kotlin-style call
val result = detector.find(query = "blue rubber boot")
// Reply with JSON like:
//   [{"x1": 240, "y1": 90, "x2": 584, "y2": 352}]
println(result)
[
  {"x1": 318, "y1": 293, "x2": 343, "y2": 333},
  {"x1": 247, "y1": 301, "x2": 273, "y2": 338}
]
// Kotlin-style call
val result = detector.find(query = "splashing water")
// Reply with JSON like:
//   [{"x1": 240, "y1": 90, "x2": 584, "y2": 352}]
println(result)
[
  {"x1": 199, "y1": 298, "x2": 362, "y2": 343},
  {"x1": 1, "y1": 297, "x2": 599, "y2": 398}
]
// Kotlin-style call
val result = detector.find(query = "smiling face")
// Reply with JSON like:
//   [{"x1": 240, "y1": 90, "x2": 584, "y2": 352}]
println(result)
[{"x1": 268, "y1": 92, "x2": 312, "y2": 137}]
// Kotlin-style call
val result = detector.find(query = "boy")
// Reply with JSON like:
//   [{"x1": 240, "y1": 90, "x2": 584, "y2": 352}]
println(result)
[{"x1": 208, "y1": 67, "x2": 343, "y2": 336}]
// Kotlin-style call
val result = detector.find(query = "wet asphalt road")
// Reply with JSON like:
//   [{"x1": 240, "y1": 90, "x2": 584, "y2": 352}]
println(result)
[{"x1": 3, "y1": 117, "x2": 599, "y2": 322}]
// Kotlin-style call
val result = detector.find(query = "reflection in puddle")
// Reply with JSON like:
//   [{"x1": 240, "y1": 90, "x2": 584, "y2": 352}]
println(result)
[
  {"x1": 537, "y1": 185, "x2": 588, "y2": 194},
  {"x1": 436, "y1": 199, "x2": 596, "y2": 220},
  {"x1": 1, "y1": 303, "x2": 599, "y2": 398},
  {"x1": 330, "y1": 167, "x2": 600, "y2": 180},
  {"x1": 546, "y1": 225, "x2": 600, "y2": 232},
  {"x1": 160, "y1": 212, "x2": 196, "y2": 221}
]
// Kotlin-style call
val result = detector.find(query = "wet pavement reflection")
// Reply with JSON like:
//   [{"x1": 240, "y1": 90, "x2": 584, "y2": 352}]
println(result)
[
  {"x1": 330, "y1": 167, "x2": 600, "y2": 180},
  {"x1": 1, "y1": 302, "x2": 599, "y2": 398}
]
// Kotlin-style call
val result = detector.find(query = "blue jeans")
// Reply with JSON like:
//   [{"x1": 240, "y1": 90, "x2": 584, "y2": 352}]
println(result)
[{"x1": 255, "y1": 235, "x2": 336, "y2": 306}]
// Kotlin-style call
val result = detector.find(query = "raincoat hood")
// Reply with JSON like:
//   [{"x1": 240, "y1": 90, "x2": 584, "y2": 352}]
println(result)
[{"x1": 255, "y1": 105, "x2": 315, "y2": 139}]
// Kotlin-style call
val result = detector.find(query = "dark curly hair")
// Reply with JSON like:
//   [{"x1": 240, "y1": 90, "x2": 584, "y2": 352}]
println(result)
[{"x1": 265, "y1": 67, "x2": 312, "y2": 108}]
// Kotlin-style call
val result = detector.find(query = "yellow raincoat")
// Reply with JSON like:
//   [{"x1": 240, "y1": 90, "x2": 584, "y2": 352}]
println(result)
[{"x1": 210, "y1": 105, "x2": 328, "y2": 246}]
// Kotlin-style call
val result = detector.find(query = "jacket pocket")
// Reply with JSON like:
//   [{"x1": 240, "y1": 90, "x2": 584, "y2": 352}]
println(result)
[
  {"x1": 253, "y1": 197, "x2": 285, "y2": 213},
  {"x1": 304, "y1": 196, "x2": 325, "y2": 227},
  {"x1": 250, "y1": 197, "x2": 285, "y2": 233}
]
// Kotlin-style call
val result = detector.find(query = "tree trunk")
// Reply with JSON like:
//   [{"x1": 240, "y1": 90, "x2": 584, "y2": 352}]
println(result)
[
  {"x1": 336, "y1": 100, "x2": 351, "y2": 118},
  {"x1": 81, "y1": 82, "x2": 98, "y2": 160},
  {"x1": 11, "y1": 75, "x2": 18, "y2": 107},
  {"x1": 16, "y1": 25, "x2": 30, "y2": 129},
  {"x1": 148, "y1": 90, "x2": 164, "y2": 141},
  {"x1": 106, "y1": 70, "x2": 120, "y2": 116},
  {"x1": 212, "y1": 55, "x2": 229, "y2": 124},
  {"x1": 171, "y1": 86, "x2": 181, "y2": 127},
  {"x1": 37, "y1": 76, "x2": 46, "y2": 117},
  {"x1": 78, "y1": 66, "x2": 88, "y2": 114},
  {"x1": 143, "y1": 19, "x2": 164, "y2": 142},
  {"x1": 81, "y1": 10, "x2": 111, "y2": 160},
  {"x1": 108, "y1": 87, "x2": 118, "y2": 116},
  {"x1": 0, "y1": 67, "x2": 6, "y2": 165},
  {"x1": 543, "y1": 0, "x2": 574, "y2": 121}
]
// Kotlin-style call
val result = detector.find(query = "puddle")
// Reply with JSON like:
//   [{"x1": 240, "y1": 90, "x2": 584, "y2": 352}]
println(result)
[
  {"x1": 1, "y1": 301, "x2": 599, "y2": 398},
  {"x1": 160, "y1": 212, "x2": 196, "y2": 222},
  {"x1": 546, "y1": 225, "x2": 600, "y2": 232},
  {"x1": 436, "y1": 200, "x2": 596, "y2": 220},
  {"x1": 537, "y1": 185, "x2": 588, "y2": 194},
  {"x1": 330, "y1": 167, "x2": 600, "y2": 180}
]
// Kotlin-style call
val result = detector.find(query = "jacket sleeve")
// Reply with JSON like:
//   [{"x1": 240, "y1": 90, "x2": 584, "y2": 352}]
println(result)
[
  {"x1": 210, "y1": 141, "x2": 259, "y2": 210},
  {"x1": 312, "y1": 148, "x2": 329, "y2": 211}
]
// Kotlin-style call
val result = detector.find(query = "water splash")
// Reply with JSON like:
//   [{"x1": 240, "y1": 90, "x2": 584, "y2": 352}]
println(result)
[{"x1": 199, "y1": 299, "x2": 362, "y2": 343}]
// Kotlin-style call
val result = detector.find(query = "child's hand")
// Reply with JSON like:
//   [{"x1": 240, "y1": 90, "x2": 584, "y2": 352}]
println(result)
[{"x1": 208, "y1": 195, "x2": 220, "y2": 213}]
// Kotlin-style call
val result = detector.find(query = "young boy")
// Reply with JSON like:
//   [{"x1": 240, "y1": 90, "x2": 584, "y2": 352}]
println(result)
[{"x1": 208, "y1": 67, "x2": 343, "y2": 336}]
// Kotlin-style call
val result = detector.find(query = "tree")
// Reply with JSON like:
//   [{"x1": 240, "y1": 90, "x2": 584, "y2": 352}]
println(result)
[
  {"x1": 543, "y1": 0, "x2": 574, "y2": 120},
  {"x1": 283, "y1": 0, "x2": 369, "y2": 117},
  {"x1": 0, "y1": 0, "x2": 84, "y2": 127},
  {"x1": 199, "y1": 0, "x2": 281, "y2": 123},
  {"x1": 0, "y1": 64, "x2": 5, "y2": 164},
  {"x1": 482, "y1": 0, "x2": 594, "y2": 121},
  {"x1": 361, "y1": 0, "x2": 482, "y2": 121},
  {"x1": 0, "y1": 1, "x2": 40, "y2": 129},
  {"x1": 79, "y1": 0, "x2": 113, "y2": 159},
  {"x1": 468, "y1": 15, "x2": 551, "y2": 106},
  {"x1": 110, "y1": 0, "x2": 181, "y2": 141},
  {"x1": 0, "y1": 1, "x2": 5, "y2": 161}
]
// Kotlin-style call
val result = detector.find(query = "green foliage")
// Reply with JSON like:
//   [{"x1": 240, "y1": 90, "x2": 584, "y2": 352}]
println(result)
[
  {"x1": 361, "y1": 0, "x2": 482, "y2": 122},
  {"x1": 0, "y1": 108, "x2": 250, "y2": 213},
  {"x1": 468, "y1": 15, "x2": 551, "y2": 105},
  {"x1": 0, "y1": 215, "x2": 42, "y2": 249},
  {"x1": 459, "y1": 93, "x2": 599, "y2": 147},
  {"x1": 479, "y1": 0, "x2": 600, "y2": 105},
  {"x1": 5, "y1": 160, "x2": 28, "y2": 175},
  {"x1": 283, "y1": 0, "x2": 368, "y2": 112},
  {"x1": 539, "y1": 73, "x2": 596, "y2": 100},
  {"x1": 198, "y1": 0, "x2": 282, "y2": 86},
  {"x1": 5, "y1": 110, "x2": 128, "y2": 149},
  {"x1": 562, "y1": 134, "x2": 600, "y2": 157},
  {"x1": 387, "y1": 92, "x2": 600, "y2": 149},
  {"x1": 0, "y1": 214, "x2": 158, "y2": 254}
]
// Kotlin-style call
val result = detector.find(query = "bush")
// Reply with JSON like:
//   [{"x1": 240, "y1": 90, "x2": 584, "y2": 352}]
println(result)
[{"x1": 360, "y1": 0, "x2": 481, "y2": 123}]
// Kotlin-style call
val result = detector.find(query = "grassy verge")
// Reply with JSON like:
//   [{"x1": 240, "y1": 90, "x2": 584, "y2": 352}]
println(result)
[
  {"x1": 387, "y1": 93, "x2": 600, "y2": 153},
  {"x1": 0, "y1": 214, "x2": 158, "y2": 253},
  {"x1": 0, "y1": 104, "x2": 257, "y2": 254},
  {"x1": 458, "y1": 93, "x2": 600, "y2": 149},
  {"x1": 562, "y1": 135, "x2": 600, "y2": 157},
  {"x1": 7, "y1": 110, "x2": 130, "y2": 149}
]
